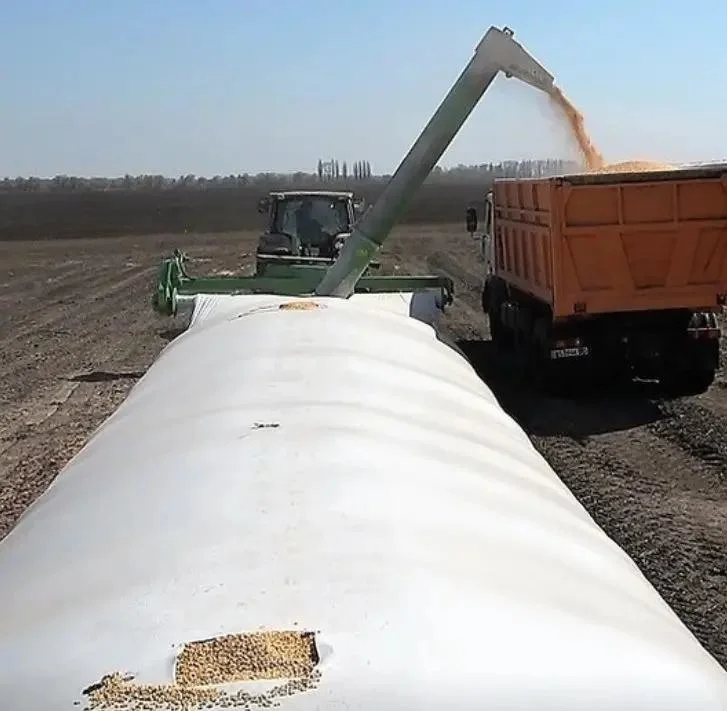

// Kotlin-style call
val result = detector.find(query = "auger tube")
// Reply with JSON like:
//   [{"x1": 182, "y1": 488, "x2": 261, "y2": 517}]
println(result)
[{"x1": 314, "y1": 25, "x2": 554, "y2": 299}]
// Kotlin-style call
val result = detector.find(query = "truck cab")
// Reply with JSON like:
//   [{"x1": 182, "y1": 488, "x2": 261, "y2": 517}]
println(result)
[{"x1": 466, "y1": 191, "x2": 494, "y2": 274}]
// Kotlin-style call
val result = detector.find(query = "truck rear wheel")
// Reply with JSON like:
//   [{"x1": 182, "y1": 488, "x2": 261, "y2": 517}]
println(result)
[
  {"x1": 661, "y1": 351, "x2": 717, "y2": 396},
  {"x1": 660, "y1": 316, "x2": 719, "y2": 396},
  {"x1": 488, "y1": 303, "x2": 507, "y2": 350},
  {"x1": 522, "y1": 316, "x2": 546, "y2": 388},
  {"x1": 661, "y1": 364, "x2": 716, "y2": 396},
  {"x1": 523, "y1": 317, "x2": 577, "y2": 395}
]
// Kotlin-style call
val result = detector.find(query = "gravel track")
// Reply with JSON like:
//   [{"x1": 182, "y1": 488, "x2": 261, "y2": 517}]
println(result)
[{"x1": 1, "y1": 225, "x2": 726, "y2": 669}]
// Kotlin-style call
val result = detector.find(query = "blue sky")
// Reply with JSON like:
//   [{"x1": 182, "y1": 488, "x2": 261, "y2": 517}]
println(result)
[{"x1": 1, "y1": 0, "x2": 725, "y2": 177}]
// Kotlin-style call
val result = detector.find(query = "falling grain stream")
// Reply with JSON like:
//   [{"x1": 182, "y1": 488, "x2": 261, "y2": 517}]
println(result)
[{"x1": 549, "y1": 85, "x2": 673, "y2": 172}]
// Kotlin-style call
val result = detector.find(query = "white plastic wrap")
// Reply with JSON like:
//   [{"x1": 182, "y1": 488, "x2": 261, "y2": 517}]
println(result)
[{"x1": 1, "y1": 293, "x2": 726, "y2": 710}]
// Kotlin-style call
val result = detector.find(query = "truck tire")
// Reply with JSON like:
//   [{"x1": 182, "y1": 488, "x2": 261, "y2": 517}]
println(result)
[
  {"x1": 486, "y1": 280, "x2": 516, "y2": 352},
  {"x1": 524, "y1": 315, "x2": 571, "y2": 395},
  {"x1": 524, "y1": 317, "x2": 548, "y2": 390},
  {"x1": 662, "y1": 364, "x2": 716, "y2": 397},
  {"x1": 487, "y1": 295, "x2": 514, "y2": 353},
  {"x1": 481, "y1": 282, "x2": 490, "y2": 314},
  {"x1": 488, "y1": 301, "x2": 506, "y2": 350},
  {"x1": 661, "y1": 313, "x2": 719, "y2": 396}
]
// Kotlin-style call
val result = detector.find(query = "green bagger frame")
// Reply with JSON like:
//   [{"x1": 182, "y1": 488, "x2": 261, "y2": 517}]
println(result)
[{"x1": 152, "y1": 249, "x2": 454, "y2": 318}]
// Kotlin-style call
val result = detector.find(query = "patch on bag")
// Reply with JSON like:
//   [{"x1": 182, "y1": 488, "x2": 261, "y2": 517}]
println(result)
[{"x1": 278, "y1": 300, "x2": 324, "y2": 311}]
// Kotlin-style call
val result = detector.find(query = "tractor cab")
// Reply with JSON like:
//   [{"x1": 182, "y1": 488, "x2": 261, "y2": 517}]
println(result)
[{"x1": 256, "y1": 191, "x2": 366, "y2": 264}]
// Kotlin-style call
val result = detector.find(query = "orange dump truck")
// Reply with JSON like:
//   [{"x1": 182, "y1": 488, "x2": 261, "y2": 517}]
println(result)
[{"x1": 466, "y1": 166, "x2": 727, "y2": 392}]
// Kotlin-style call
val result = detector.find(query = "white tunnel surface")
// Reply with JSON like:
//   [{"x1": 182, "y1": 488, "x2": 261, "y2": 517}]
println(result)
[{"x1": 1, "y1": 293, "x2": 727, "y2": 710}]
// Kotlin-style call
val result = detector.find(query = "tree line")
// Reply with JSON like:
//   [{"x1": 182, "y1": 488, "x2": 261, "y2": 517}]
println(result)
[
  {"x1": 316, "y1": 159, "x2": 372, "y2": 182},
  {"x1": 0, "y1": 159, "x2": 580, "y2": 193}
]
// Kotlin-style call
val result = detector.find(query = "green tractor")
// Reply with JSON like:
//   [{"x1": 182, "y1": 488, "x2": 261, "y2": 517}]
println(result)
[{"x1": 254, "y1": 190, "x2": 380, "y2": 276}]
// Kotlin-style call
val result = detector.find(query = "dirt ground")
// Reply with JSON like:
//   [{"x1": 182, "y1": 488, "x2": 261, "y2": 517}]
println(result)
[{"x1": 1, "y1": 225, "x2": 727, "y2": 670}]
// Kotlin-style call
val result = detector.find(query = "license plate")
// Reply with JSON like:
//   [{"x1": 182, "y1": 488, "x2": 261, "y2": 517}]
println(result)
[{"x1": 550, "y1": 346, "x2": 589, "y2": 360}]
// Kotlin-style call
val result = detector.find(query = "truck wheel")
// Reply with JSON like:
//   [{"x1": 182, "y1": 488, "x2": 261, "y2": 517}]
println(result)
[
  {"x1": 489, "y1": 306, "x2": 515, "y2": 352},
  {"x1": 488, "y1": 302, "x2": 506, "y2": 349},
  {"x1": 524, "y1": 332, "x2": 547, "y2": 391},
  {"x1": 662, "y1": 366, "x2": 716, "y2": 397},
  {"x1": 488, "y1": 281, "x2": 516, "y2": 352},
  {"x1": 525, "y1": 317, "x2": 570, "y2": 395},
  {"x1": 661, "y1": 333, "x2": 719, "y2": 396}
]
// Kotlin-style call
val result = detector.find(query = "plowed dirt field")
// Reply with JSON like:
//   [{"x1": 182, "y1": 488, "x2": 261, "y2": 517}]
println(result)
[{"x1": 1, "y1": 225, "x2": 726, "y2": 668}]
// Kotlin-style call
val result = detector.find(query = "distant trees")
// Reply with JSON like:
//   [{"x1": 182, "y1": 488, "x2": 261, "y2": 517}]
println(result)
[
  {"x1": 0, "y1": 159, "x2": 580, "y2": 193},
  {"x1": 439, "y1": 159, "x2": 578, "y2": 180},
  {"x1": 351, "y1": 161, "x2": 371, "y2": 180},
  {"x1": 315, "y1": 158, "x2": 370, "y2": 182}
]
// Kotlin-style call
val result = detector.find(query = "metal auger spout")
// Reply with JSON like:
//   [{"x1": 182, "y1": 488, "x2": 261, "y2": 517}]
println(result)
[{"x1": 314, "y1": 25, "x2": 555, "y2": 299}]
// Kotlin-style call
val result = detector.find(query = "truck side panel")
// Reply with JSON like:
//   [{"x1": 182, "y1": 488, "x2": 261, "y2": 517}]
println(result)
[
  {"x1": 492, "y1": 179, "x2": 554, "y2": 307},
  {"x1": 494, "y1": 172, "x2": 727, "y2": 319}
]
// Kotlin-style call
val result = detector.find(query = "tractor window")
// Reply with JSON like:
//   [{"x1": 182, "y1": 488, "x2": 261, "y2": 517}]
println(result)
[
  {"x1": 275, "y1": 203, "x2": 298, "y2": 237},
  {"x1": 312, "y1": 199, "x2": 350, "y2": 234},
  {"x1": 272, "y1": 197, "x2": 351, "y2": 246}
]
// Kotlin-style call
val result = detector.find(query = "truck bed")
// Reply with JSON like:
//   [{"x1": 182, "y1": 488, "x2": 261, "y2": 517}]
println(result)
[{"x1": 492, "y1": 166, "x2": 727, "y2": 319}]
